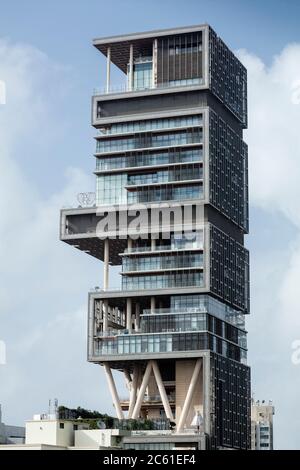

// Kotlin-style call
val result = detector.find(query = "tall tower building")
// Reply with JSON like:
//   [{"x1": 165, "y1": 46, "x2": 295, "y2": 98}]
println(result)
[{"x1": 60, "y1": 25, "x2": 250, "y2": 450}]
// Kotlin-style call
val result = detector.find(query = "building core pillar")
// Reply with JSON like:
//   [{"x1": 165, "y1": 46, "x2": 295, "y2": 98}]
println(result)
[
  {"x1": 126, "y1": 298, "x2": 132, "y2": 332},
  {"x1": 104, "y1": 238, "x2": 109, "y2": 290},
  {"x1": 106, "y1": 47, "x2": 111, "y2": 93},
  {"x1": 129, "y1": 44, "x2": 134, "y2": 91}
]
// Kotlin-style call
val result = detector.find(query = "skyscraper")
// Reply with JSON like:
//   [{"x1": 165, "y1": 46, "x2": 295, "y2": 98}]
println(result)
[{"x1": 60, "y1": 24, "x2": 250, "y2": 450}]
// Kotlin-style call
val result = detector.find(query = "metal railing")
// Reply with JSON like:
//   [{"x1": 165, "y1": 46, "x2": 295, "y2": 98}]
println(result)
[{"x1": 93, "y1": 78, "x2": 204, "y2": 97}]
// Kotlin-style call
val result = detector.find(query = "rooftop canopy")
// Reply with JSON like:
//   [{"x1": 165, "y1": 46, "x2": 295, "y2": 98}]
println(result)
[{"x1": 93, "y1": 24, "x2": 207, "y2": 73}]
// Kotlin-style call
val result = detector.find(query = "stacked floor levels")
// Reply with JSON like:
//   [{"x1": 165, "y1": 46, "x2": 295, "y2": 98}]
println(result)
[{"x1": 60, "y1": 24, "x2": 250, "y2": 450}]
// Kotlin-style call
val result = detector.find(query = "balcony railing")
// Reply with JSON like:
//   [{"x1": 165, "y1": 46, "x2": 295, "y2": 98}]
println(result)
[
  {"x1": 123, "y1": 243, "x2": 203, "y2": 254},
  {"x1": 122, "y1": 254, "x2": 204, "y2": 273},
  {"x1": 120, "y1": 394, "x2": 175, "y2": 403},
  {"x1": 95, "y1": 148, "x2": 203, "y2": 172},
  {"x1": 93, "y1": 78, "x2": 204, "y2": 97}
]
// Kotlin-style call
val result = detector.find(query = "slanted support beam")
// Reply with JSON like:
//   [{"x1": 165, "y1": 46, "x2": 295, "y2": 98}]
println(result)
[
  {"x1": 176, "y1": 358, "x2": 202, "y2": 433},
  {"x1": 131, "y1": 361, "x2": 152, "y2": 419},
  {"x1": 124, "y1": 369, "x2": 132, "y2": 390},
  {"x1": 103, "y1": 364, "x2": 124, "y2": 420},
  {"x1": 128, "y1": 365, "x2": 139, "y2": 419},
  {"x1": 152, "y1": 361, "x2": 174, "y2": 421}
]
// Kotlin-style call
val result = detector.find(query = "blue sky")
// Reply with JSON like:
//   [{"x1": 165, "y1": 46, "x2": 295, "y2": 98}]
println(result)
[{"x1": 1, "y1": 0, "x2": 300, "y2": 449}]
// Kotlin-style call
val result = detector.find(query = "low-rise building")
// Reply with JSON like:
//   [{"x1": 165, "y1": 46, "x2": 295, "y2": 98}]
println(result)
[{"x1": 251, "y1": 399, "x2": 275, "y2": 450}]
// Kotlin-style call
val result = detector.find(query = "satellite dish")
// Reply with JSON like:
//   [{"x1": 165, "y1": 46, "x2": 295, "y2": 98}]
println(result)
[{"x1": 97, "y1": 420, "x2": 106, "y2": 429}]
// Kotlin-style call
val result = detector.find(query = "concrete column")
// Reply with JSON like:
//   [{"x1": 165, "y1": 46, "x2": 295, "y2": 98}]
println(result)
[
  {"x1": 151, "y1": 238, "x2": 156, "y2": 251},
  {"x1": 127, "y1": 237, "x2": 133, "y2": 253},
  {"x1": 129, "y1": 44, "x2": 134, "y2": 91},
  {"x1": 103, "y1": 364, "x2": 124, "y2": 420},
  {"x1": 176, "y1": 359, "x2": 202, "y2": 433},
  {"x1": 104, "y1": 238, "x2": 109, "y2": 290},
  {"x1": 152, "y1": 39, "x2": 158, "y2": 88},
  {"x1": 128, "y1": 365, "x2": 139, "y2": 419},
  {"x1": 103, "y1": 300, "x2": 108, "y2": 333},
  {"x1": 151, "y1": 297, "x2": 155, "y2": 313},
  {"x1": 131, "y1": 362, "x2": 152, "y2": 419},
  {"x1": 152, "y1": 361, "x2": 174, "y2": 421},
  {"x1": 124, "y1": 369, "x2": 132, "y2": 390},
  {"x1": 126, "y1": 298, "x2": 132, "y2": 332},
  {"x1": 135, "y1": 302, "x2": 140, "y2": 331},
  {"x1": 106, "y1": 47, "x2": 111, "y2": 93}
]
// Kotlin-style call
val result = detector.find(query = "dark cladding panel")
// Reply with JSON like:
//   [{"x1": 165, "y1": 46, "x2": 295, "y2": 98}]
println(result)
[
  {"x1": 209, "y1": 27, "x2": 247, "y2": 128},
  {"x1": 157, "y1": 32, "x2": 203, "y2": 85},
  {"x1": 95, "y1": 91, "x2": 208, "y2": 119},
  {"x1": 210, "y1": 353, "x2": 251, "y2": 450},
  {"x1": 209, "y1": 109, "x2": 249, "y2": 232},
  {"x1": 210, "y1": 225, "x2": 250, "y2": 313}
]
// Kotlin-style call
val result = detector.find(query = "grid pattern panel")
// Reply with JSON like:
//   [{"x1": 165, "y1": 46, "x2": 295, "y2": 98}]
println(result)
[
  {"x1": 210, "y1": 353, "x2": 251, "y2": 450},
  {"x1": 209, "y1": 27, "x2": 247, "y2": 127},
  {"x1": 157, "y1": 32, "x2": 203, "y2": 85},
  {"x1": 210, "y1": 225, "x2": 250, "y2": 313},
  {"x1": 209, "y1": 109, "x2": 249, "y2": 231}
]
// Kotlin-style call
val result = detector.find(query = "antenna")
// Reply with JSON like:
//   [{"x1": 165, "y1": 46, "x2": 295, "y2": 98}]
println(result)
[{"x1": 54, "y1": 398, "x2": 59, "y2": 418}]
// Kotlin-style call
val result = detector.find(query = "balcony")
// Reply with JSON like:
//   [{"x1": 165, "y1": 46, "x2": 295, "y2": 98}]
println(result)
[
  {"x1": 121, "y1": 253, "x2": 204, "y2": 273},
  {"x1": 93, "y1": 78, "x2": 205, "y2": 98},
  {"x1": 121, "y1": 270, "x2": 204, "y2": 291},
  {"x1": 93, "y1": 330, "x2": 243, "y2": 363},
  {"x1": 95, "y1": 129, "x2": 203, "y2": 155},
  {"x1": 120, "y1": 394, "x2": 176, "y2": 409},
  {"x1": 95, "y1": 148, "x2": 203, "y2": 172},
  {"x1": 123, "y1": 245, "x2": 203, "y2": 255}
]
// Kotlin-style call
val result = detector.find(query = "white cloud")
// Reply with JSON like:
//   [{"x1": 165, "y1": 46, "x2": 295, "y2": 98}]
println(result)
[
  {"x1": 239, "y1": 45, "x2": 300, "y2": 224},
  {"x1": 237, "y1": 46, "x2": 300, "y2": 448},
  {"x1": 0, "y1": 38, "x2": 121, "y2": 424}
]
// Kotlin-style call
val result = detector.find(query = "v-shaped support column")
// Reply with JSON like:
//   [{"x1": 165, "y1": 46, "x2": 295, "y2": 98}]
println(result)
[
  {"x1": 176, "y1": 358, "x2": 202, "y2": 433},
  {"x1": 131, "y1": 361, "x2": 174, "y2": 421},
  {"x1": 103, "y1": 363, "x2": 124, "y2": 420},
  {"x1": 152, "y1": 360, "x2": 174, "y2": 421}
]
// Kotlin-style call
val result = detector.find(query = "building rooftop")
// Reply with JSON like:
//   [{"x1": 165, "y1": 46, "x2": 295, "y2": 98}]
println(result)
[{"x1": 93, "y1": 24, "x2": 208, "y2": 73}]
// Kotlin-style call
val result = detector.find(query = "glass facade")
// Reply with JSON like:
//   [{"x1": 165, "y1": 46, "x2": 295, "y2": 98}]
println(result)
[
  {"x1": 125, "y1": 231, "x2": 203, "y2": 253},
  {"x1": 99, "y1": 115, "x2": 202, "y2": 135},
  {"x1": 170, "y1": 294, "x2": 243, "y2": 325},
  {"x1": 127, "y1": 165, "x2": 202, "y2": 186},
  {"x1": 95, "y1": 331, "x2": 242, "y2": 361},
  {"x1": 96, "y1": 171, "x2": 203, "y2": 206},
  {"x1": 133, "y1": 61, "x2": 152, "y2": 90},
  {"x1": 140, "y1": 311, "x2": 244, "y2": 340},
  {"x1": 96, "y1": 173, "x2": 127, "y2": 205},
  {"x1": 96, "y1": 129, "x2": 202, "y2": 153},
  {"x1": 95, "y1": 147, "x2": 203, "y2": 171},
  {"x1": 127, "y1": 183, "x2": 203, "y2": 204},
  {"x1": 123, "y1": 443, "x2": 173, "y2": 450},
  {"x1": 122, "y1": 271, "x2": 204, "y2": 290},
  {"x1": 122, "y1": 252, "x2": 203, "y2": 272}
]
